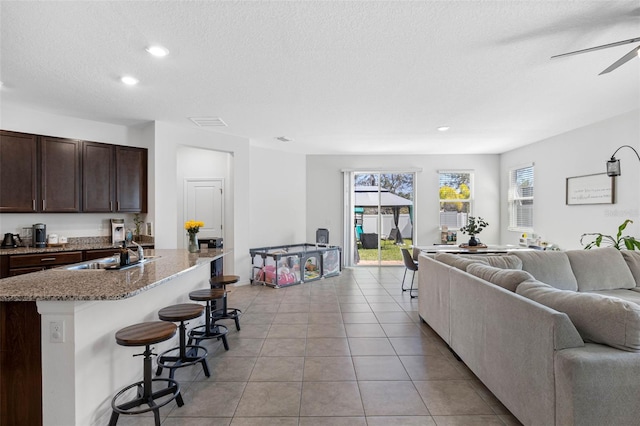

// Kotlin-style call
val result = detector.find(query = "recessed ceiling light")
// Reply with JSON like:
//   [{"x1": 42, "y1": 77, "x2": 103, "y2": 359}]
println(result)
[
  {"x1": 437, "y1": 126, "x2": 451, "y2": 132},
  {"x1": 121, "y1": 76, "x2": 139, "y2": 86},
  {"x1": 146, "y1": 45, "x2": 169, "y2": 57}
]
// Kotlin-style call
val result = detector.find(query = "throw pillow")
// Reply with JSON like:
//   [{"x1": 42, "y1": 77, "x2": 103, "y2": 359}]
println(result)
[
  {"x1": 467, "y1": 263, "x2": 533, "y2": 292},
  {"x1": 434, "y1": 252, "x2": 487, "y2": 271},
  {"x1": 566, "y1": 248, "x2": 636, "y2": 291},
  {"x1": 621, "y1": 251, "x2": 640, "y2": 287},
  {"x1": 517, "y1": 279, "x2": 640, "y2": 352},
  {"x1": 513, "y1": 251, "x2": 578, "y2": 291}
]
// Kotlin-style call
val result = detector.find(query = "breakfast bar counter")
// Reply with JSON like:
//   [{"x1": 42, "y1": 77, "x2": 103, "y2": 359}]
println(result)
[
  {"x1": 0, "y1": 249, "x2": 230, "y2": 426},
  {"x1": 0, "y1": 248, "x2": 223, "y2": 301}
]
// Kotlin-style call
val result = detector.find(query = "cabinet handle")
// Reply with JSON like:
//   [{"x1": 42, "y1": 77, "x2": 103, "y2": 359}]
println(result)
[
  {"x1": 43, "y1": 200, "x2": 46, "y2": 211},
  {"x1": 40, "y1": 257, "x2": 56, "y2": 262},
  {"x1": 110, "y1": 201, "x2": 113, "y2": 211},
  {"x1": 32, "y1": 200, "x2": 36, "y2": 210},
  {"x1": 117, "y1": 201, "x2": 120, "y2": 211}
]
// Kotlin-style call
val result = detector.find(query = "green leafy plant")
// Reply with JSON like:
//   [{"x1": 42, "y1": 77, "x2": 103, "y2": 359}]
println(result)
[
  {"x1": 459, "y1": 216, "x2": 489, "y2": 236},
  {"x1": 580, "y1": 219, "x2": 640, "y2": 250},
  {"x1": 133, "y1": 213, "x2": 145, "y2": 239}
]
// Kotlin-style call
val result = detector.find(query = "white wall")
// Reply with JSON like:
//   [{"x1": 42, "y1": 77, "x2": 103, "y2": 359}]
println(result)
[
  {"x1": 0, "y1": 105, "x2": 149, "y2": 238},
  {"x1": 176, "y1": 146, "x2": 230, "y2": 249},
  {"x1": 306, "y1": 154, "x2": 501, "y2": 254},
  {"x1": 500, "y1": 110, "x2": 640, "y2": 250},
  {"x1": 152, "y1": 121, "x2": 250, "y2": 280},
  {"x1": 249, "y1": 146, "x2": 307, "y2": 248}
]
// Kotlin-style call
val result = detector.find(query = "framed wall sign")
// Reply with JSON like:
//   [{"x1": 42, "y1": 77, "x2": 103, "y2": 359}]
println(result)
[{"x1": 566, "y1": 173, "x2": 615, "y2": 205}]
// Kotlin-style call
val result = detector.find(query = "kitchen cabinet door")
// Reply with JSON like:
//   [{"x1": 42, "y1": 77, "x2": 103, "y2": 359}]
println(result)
[
  {"x1": 82, "y1": 141, "x2": 115, "y2": 212},
  {"x1": 41, "y1": 137, "x2": 81, "y2": 212},
  {"x1": 0, "y1": 131, "x2": 38, "y2": 212},
  {"x1": 115, "y1": 146, "x2": 147, "y2": 213}
]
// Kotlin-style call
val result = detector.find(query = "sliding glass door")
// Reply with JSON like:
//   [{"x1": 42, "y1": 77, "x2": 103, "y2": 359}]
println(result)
[{"x1": 346, "y1": 172, "x2": 415, "y2": 266}]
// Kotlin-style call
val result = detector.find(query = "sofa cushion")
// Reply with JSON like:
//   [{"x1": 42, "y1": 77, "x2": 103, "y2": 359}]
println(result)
[
  {"x1": 459, "y1": 254, "x2": 523, "y2": 270},
  {"x1": 621, "y1": 251, "x2": 640, "y2": 286},
  {"x1": 517, "y1": 279, "x2": 640, "y2": 352},
  {"x1": 566, "y1": 248, "x2": 636, "y2": 291},
  {"x1": 434, "y1": 252, "x2": 487, "y2": 271},
  {"x1": 513, "y1": 251, "x2": 578, "y2": 291},
  {"x1": 466, "y1": 263, "x2": 534, "y2": 292}
]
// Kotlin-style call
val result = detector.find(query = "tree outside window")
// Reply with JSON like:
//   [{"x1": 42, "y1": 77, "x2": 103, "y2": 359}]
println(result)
[{"x1": 439, "y1": 171, "x2": 473, "y2": 229}]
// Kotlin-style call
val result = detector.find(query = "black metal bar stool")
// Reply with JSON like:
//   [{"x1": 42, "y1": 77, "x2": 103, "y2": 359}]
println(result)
[
  {"x1": 188, "y1": 288, "x2": 230, "y2": 350},
  {"x1": 109, "y1": 321, "x2": 184, "y2": 426},
  {"x1": 209, "y1": 275, "x2": 242, "y2": 331},
  {"x1": 156, "y1": 303, "x2": 210, "y2": 380}
]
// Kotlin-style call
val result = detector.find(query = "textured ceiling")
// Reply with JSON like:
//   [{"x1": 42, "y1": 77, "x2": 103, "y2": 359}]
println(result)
[{"x1": 1, "y1": 1, "x2": 639, "y2": 155}]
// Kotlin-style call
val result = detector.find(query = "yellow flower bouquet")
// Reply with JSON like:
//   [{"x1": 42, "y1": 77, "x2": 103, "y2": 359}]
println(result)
[
  {"x1": 185, "y1": 220, "x2": 204, "y2": 253},
  {"x1": 185, "y1": 220, "x2": 205, "y2": 235}
]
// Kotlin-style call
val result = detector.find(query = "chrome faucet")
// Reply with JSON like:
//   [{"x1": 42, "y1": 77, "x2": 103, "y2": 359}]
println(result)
[{"x1": 128, "y1": 241, "x2": 144, "y2": 262}]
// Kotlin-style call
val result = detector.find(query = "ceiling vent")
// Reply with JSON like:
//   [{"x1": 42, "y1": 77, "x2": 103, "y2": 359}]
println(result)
[
  {"x1": 189, "y1": 117, "x2": 228, "y2": 127},
  {"x1": 275, "y1": 136, "x2": 294, "y2": 142}
]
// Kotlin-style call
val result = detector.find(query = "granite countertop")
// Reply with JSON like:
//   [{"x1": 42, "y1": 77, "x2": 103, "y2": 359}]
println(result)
[{"x1": 0, "y1": 249, "x2": 227, "y2": 302}]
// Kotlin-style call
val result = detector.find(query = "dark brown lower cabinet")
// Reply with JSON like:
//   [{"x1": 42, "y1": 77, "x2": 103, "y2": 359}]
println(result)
[{"x1": 0, "y1": 301, "x2": 42, "y2": 426}]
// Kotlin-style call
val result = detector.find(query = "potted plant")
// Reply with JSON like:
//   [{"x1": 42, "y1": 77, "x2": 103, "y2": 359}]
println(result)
[
  {"x1": 459, "y1": 216, "x2": 489, "y2": 247},
  {"x1": 580, "y1": 219, "x2": 640, "y2": 250}
]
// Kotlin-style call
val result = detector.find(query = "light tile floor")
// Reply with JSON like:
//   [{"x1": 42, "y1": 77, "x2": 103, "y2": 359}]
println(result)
[{"x1": 116, "y1": 266, "x2": 522, "y2": 426}]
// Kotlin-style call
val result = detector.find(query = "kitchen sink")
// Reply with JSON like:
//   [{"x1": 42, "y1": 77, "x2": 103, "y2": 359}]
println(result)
[{"x1": 58, "y1": 255, "x2": 160, "y2": 271}]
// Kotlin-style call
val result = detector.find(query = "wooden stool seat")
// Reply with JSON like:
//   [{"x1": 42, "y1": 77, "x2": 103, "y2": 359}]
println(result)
[
  {"x1": 189, "y1": 288, "x2": 225, "y2": 301},
  {"x1": 156, "y1": 303, "x2": 209, "y2": 380},
  {"x1": 209, "y1": 275, "x2": 240, "y2": 286},
  {"x1": 115, "y1": 322, "x2": 177, "y2": 347},
  {"x1": 109, "y1": 321, "x2": 183, "y2": 426},
  {"x1": 158, "y1": 303, "x2": 204, "y2": 322}
]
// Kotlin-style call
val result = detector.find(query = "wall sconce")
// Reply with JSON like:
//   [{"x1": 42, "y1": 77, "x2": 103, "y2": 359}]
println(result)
[{"x1": 607, "y1": 145, "x2": 640, "y2": 177}]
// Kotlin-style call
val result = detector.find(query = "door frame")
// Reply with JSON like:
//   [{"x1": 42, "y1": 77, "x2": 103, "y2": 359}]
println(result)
[{"x1": 182, "y1": 178, "x2": 225, "y2": 249}]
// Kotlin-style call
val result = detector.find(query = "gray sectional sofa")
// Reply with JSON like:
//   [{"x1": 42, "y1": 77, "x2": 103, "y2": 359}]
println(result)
[{"x1": 418, "y1": 248, "x2": 640, "y2": 426}]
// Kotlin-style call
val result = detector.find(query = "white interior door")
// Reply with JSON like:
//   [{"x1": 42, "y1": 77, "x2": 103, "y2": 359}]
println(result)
[{"x1": 184, "y1": 179, "x2": 224, "y2": 240}]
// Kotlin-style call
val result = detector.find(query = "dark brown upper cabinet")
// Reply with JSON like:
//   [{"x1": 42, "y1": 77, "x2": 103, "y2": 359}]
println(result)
[
  {"x1": 82, "y1": 141, "x2": 115, "y2": 212},
  {"x1": 0, "y1": 130, "x2": 147, "y2": 213},
  {"x1": 115, "y1": 146, "x2": 147, "y2": 213},
  {"x1": 0, "y1": 131, "x2": 38, "y2": 212},
  {"x1": 40, "y1": 137, "x2": 81, "y2": 212}
]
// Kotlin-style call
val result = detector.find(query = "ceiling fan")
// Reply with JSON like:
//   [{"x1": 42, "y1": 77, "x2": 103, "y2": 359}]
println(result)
[{"x1": 551, "y1": 37, "x2": 640, "y2": 75}]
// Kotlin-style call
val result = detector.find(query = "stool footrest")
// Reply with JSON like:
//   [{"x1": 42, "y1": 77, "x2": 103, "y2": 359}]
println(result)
[
  {"x1": 109, "y1": 378, "x2": 183, "y2": 425},
  {"x1": 156, "y1": 345, "x2": 210, "y2": 379}
]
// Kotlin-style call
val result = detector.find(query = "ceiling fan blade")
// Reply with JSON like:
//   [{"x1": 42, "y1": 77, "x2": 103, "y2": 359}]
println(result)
[
  {"x1": 551, "y1": 37, "x2": 640, "y2": 59},
  {"x1": 599, "y1": 46, "x2": 640, "y2": 74}
]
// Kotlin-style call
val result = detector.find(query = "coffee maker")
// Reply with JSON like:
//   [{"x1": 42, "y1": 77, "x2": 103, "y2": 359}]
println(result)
[
  {"x1": 111, "y1": 219, "x2": 125, "y2": 245},
  {"x1": 33, "y1": 223, "x2": 46, "y2": 248}
]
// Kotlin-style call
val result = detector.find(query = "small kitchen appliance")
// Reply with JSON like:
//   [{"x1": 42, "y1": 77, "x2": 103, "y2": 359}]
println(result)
[
  {"x1": 111, "y1": 219, "x2": 125, "y2": 245},
  {"x1": 33, "y1": 223, "x2": 46, "y2": 248},
  {"x1": 1, "y1": 233, "x2": 21, "y2": 248}
]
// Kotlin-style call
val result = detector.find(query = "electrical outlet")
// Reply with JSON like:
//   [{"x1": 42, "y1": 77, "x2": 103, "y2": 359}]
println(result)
[{"x1": 49, "y1": 320, "x2": 65, "y2": 343}]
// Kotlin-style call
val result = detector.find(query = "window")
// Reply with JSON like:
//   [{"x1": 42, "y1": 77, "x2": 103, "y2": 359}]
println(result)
[
  {"x1": 508, "y1": 164, "x2": 534, "y2": 230},
  {"x1": 439, "y1": 171, "x2": 473, "y2": 229}
]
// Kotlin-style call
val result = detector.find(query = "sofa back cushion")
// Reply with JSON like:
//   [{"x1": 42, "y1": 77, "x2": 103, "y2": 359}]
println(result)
[
  {"x1": 513, "y1": 251, "x2": 578, "y2": 291},
  {"x1": 566, "y1": 248, "x2": 635, "y2": 291},
  {"x1": 466, "y1": 263, "x2": 534, "y2": 292},
  {"x1": 434, "y1": 252, "x2": 487, "y2": 271},
  {"x1": 621, "y1": 251, "x2": 640, "y2": 286},
  {"x1": 517, "y1": 279, "x2": 640, "y2": 352}
]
